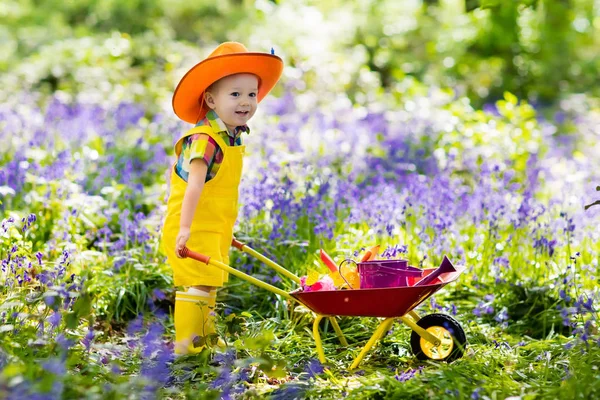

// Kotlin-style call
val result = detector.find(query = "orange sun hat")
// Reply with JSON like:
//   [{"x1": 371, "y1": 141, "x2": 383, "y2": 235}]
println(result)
[{"x1": 172, "y1": 42, "x2": 284, "y2": 124}]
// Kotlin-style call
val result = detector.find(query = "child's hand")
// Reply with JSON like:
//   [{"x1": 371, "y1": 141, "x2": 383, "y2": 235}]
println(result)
[{"x1": 176, "y1": 227, "x2": 191, "y2": 257}]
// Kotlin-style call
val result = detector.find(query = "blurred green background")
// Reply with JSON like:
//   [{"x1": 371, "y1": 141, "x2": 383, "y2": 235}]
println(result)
[{"x1": 1, "y1": 0, "x2": 598, "y2": 112}]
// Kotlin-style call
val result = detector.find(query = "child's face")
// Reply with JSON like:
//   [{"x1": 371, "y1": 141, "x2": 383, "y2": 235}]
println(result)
[{"x1": 205, "y1": 74, "x2": 259, "y2": 131}]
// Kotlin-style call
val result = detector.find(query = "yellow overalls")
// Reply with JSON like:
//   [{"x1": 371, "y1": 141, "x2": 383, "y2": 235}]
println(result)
[
  {"x1": 162, "y1": 125, "x2": 244, "y2": 287},
  {"x1": 161, "y1": 125, "x2": 244, "y2": 353}
]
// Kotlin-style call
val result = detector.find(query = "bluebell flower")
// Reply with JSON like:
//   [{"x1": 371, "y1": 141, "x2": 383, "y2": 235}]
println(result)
[
  {"x1": 213, "y1": 350, "x2": 236, "y2": 367},
  {"x1": 269, "y1": 383, "x2": 309, "y2": 400},
  {"x1": 55, "y1": 333, "x2": 74, "y2": 350},
  {"x1": 152, "y1": 288, "x2": 166, "y2": 300},
  {"x1": 48, "y1": 312, "x2": 61, "y2": 328},
  {"x1": 494, "y1": 307, "x2": 509, "y2": 323},
  {"x1": 43, "y1": 357, "x2": 66, "y2": 376},
  {"x1": 82, "y1": 328, "x2": 95, "y2": 351},
  {"x1": 141, "y1": 322, "x2": 164, "y2": 358},
  {"x1": 303, "y1": 358, "x2": 324, "y2": 378}
]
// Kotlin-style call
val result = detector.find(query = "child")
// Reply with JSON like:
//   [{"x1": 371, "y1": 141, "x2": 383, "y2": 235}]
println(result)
[{"x1": 162, "y1": 42, "x2": 283, "y2": 354}]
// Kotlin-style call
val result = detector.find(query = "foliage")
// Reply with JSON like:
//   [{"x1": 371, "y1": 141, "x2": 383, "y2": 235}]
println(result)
[{"x1": 1, "y1": 0, "x2": 599, "y2": 107}]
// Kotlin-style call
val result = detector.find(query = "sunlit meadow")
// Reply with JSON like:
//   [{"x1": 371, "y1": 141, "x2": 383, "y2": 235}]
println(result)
[{"x1": 1, "y1": 1, "x2": 600, "y2": 399}]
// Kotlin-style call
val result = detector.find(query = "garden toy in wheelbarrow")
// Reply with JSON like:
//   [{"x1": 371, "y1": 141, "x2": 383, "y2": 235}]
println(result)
[{"x1": 180, "y1": 239, "x2": 467, "y2": 370}]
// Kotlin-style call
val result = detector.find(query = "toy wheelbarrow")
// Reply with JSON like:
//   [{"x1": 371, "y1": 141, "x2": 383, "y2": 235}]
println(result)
[{"x1": 180, "y1": 238, "x2": 467, "y2": 370}]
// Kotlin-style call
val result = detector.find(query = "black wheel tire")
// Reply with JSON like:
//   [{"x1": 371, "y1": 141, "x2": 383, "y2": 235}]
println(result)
[{"x1": 410, "y1": 313, "x2": 467, "y2": 362}]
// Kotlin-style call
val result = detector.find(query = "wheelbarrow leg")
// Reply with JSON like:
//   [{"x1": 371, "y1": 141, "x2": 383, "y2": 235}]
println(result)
[
  {"x1": 349, "y1": 317, "x2": 395, "y2": 370},
  {"x1": 328, "y1": 317, "x2": 349, "y2": 347},
  {"x1": 408, "y1": 310, "x2": 420, "y2": 321},
  {"x1": 312, "y1": 315, "x2": 327, "y2": 363},
  {"x1": 400, "y1": 315, "x2": 441, "y2": 347}
]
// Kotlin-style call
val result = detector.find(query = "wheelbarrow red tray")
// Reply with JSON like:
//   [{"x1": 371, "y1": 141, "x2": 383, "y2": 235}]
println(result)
[{"x1": 291, "y1": 266, "x2": 465, "y2": 317}]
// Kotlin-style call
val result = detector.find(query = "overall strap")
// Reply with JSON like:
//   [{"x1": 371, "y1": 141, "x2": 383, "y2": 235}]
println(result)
[{"x1": 174, "y1": 125, "x2": 230, "y2": 157}]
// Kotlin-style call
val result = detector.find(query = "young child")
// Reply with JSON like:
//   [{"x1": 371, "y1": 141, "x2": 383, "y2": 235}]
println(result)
[{"x1": 162, "y1": 42, "x2": 283, "y2": 354}]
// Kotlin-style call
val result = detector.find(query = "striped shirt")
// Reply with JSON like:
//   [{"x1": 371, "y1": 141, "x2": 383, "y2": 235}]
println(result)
[{"x1": 175, "y1": 110, "x2": 249, "y2": 182}]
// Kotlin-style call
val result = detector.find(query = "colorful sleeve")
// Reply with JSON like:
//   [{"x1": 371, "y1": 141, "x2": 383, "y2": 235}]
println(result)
[{"x1": 188, "y1": 133, "x2": 219, "y2": 166}]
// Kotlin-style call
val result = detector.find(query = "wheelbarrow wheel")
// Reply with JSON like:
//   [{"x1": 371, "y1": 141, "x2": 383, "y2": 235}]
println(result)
[{"x1": 410, "y1": 313, "x2": 466, "y2": 362}]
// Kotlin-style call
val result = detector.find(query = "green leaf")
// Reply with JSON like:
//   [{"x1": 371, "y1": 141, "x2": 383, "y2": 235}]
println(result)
[
  {"x1": 258, "y1": 354, "x2": 288, "y2": 378},
  {"x1": 243, "y1": 330, "x2": 276, "y2": 351},
  {"x1": 479, "y1": 0, "x2": 501, "y2": 9},
  {"x1": 1, "y1": 363, "x2": 25, "y2": 378},
  {"x1": 65, "y1": 311, "x2": 79, "y2": 329},
  {"x1": 72, "y1": 292, "x2": 92, "y2": 317},
  {"x1": 224, "y1": 313, "x2": 246, "y2": 336},
  {"x1": 465, "y1": 0, "x2": 480, "y2": 12},
  {"x1": 503, "y1": 91, "x2": 518, "y2": 105}
]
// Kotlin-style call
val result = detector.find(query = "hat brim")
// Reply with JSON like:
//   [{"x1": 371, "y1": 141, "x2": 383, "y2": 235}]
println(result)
[{"x1": 172, "y1": 53, "x2": 284, "y2": 124}]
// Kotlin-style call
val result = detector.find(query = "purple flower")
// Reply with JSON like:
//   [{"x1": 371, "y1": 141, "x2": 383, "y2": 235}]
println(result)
[
  {"x1": 44, "y1": 294, "x2": 56, "y2": 307},
  {"x1": 395, "y1": 366, "x2": 423, "y2": 382},
  {"x1": 559, "y1": 307, "x2": 572, "y2": 326},
  {"x1": 141, "y1": 322, "x2": 164, "y2": 358},
  {"x1": 564, "y1": 341, "x2": 575, "y2": 350},
  {"x1": 127, "y1": 314, "x2": 144, "y2": 336},
  {"x1": 43, "y1": 357, "x2": 66, "y2": 376},
  {"x1": 140, "y1": 327, "x2": 172, "y2": 395},
  {"x1": 304, "y1": 358, "x2": 324, "y2": 378},
  {"x1": 533, "y1": 236, "x2": 556, "y2": 257},
  {"x1": 55, "y1": 333, "x2": 74, "y2": 349},
  {"x1": 269, "y1": 383, "x2": 308, "y2": 400},
  {"x1": 48, "y1": 312, "x2": 61, "y2": 328},
  {"x1": 575, "y1": 295, "x2": 593, "y2": 312},
  {"x1": 82, "y1": 328, "x2": 95, "y2": 351},
  {"x1": 494, "y1": 307, "x2": 509, "y2": 323},
  {"x1": 152, "y1": 288, "x2": 166, "y2": 300},
  {"x1": 113, "y1": 258, "x2": 127, "y2": 270},
  {"x1": 214, "y1": 350, "x2": 236, "y2": 367}
]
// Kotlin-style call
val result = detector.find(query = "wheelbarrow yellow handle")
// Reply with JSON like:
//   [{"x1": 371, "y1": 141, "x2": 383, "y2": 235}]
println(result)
[
  {"x1": 232, "y1": 238, "x2": 301, "y2": 284},
  {"x1": 180, "y1": 246, "x2": 293, "y2": 300}
]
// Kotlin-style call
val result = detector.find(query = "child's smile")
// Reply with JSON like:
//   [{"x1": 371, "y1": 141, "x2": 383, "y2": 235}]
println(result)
[{"x1": 205, "y1": 73, "x2": 259, "y2": 132}]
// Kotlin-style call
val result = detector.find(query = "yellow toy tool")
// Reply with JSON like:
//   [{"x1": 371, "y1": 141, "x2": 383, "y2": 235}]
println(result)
[{"x1": 320, "y1": 249, "x2": 360, "y2": 289}]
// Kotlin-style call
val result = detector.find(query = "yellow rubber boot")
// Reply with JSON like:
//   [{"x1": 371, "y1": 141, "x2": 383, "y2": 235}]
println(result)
[{"x1": 174, "y1": 290, "x2": 218, "y2": 355}]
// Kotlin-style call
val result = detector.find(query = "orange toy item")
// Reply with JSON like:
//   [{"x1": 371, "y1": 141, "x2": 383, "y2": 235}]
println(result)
[
  {"x1": 320, "y1": 249, "x2": 338, "y2": 273},
  {"x1": 360, "y1": 245, "x2": 381, "y2": 262}
]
